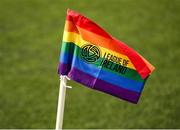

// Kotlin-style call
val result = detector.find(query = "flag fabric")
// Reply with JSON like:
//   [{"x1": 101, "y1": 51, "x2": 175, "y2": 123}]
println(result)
[{"x1": 58, "y1": 9, "x2": 155, "y2": 103}]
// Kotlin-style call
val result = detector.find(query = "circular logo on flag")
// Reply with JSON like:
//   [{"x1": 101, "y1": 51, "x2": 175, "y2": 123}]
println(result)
[{"x1": 81, "y1": 43, "x2": 101, "y2": 63}]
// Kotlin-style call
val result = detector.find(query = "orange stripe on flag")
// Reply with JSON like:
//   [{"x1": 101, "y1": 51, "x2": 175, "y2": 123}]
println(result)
[
  {"x1": 64, "y1": 20, "x2": 126, "y2": 55},
  {"x1": 64, "y1": 20, "x2": 79, "y2": 33}
]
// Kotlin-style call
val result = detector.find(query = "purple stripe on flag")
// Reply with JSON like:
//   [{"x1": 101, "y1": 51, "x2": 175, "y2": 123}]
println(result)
[
  {"x1": 58, "y1": 62, "x2": 71, "y2": 75},
  {"x1": 94, "y1": 80, "x2": 140, "y2": 103},
  {"x1": 68, "y1": 66, "x2": 96, "y2": 88},
  {"x1": 59, "y1": 63, "x2": 141, "y2": 103}
]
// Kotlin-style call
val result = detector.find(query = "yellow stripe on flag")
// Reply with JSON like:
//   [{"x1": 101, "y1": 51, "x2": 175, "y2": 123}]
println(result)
[{"x1": 63, "y1": 31, "x2": 136, "y2": 70}]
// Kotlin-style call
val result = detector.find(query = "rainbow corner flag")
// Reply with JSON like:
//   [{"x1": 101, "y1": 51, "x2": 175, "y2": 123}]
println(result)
[{"x1": 58, "y1": 9, "x2": 155, "y2": 104}]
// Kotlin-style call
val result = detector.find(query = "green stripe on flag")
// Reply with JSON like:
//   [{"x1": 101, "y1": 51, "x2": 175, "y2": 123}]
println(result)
[{"x1": 61, "y1": 41, "x2": 144, "y2": 82}]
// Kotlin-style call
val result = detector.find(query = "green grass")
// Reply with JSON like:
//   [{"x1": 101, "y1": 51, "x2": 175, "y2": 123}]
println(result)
[{"x1": 0, "y1": 0, "x2": 180, "y2": 128}]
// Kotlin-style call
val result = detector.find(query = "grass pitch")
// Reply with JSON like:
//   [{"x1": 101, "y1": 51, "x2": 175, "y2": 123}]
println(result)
[{"x1": 0, "y1": 0, "x2": 180, "y2": 128}]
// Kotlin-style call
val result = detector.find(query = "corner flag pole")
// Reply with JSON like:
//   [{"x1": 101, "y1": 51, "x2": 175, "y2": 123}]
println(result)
[{"x1": 55, "y1": 75, "x2": 71, "y2": 130}]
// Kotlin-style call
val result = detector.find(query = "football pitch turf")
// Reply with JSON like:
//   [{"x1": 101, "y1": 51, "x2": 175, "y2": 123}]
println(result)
[{"x1": 0, "y1": 0, "x2": 180, "y2": 128}]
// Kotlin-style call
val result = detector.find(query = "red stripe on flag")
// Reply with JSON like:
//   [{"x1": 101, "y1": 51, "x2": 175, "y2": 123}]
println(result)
[{"x1": 65, "y1": 9, "x2": 154, "y2": 79}]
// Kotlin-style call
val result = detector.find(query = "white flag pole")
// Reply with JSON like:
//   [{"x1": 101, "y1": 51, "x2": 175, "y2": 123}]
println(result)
[{"x1": 55, "y1": 75, "x2": 71, "y2": 130}]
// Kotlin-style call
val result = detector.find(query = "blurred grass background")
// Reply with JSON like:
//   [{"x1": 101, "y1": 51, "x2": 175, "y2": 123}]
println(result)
[{"x1": 0, "y1": 0, "x2": 180, "y2": 128}]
